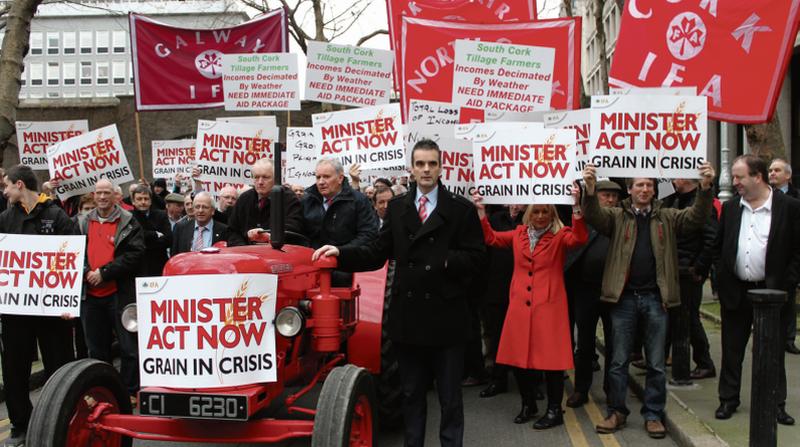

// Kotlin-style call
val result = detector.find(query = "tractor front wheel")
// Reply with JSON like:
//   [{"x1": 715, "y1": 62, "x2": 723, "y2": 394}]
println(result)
[
  {"x1": 312, "y1": 364, "x2": 377, "y2": 447},
  {"x1": 26, "y1": 359, "x2": 132, "y2": 447}
]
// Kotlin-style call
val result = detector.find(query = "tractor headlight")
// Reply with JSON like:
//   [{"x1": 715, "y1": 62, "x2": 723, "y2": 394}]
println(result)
[
  {"x1": 121, "y1": 304, "x2": 138, "y2": 333},
  {"x1": 275, "y1": 307, "x2": 304, "y2": 338}
]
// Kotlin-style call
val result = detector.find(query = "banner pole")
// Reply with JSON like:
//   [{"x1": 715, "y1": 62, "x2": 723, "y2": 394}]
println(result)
[
  {"x1": 287, "y1": 110, "x2": 291, "y2": 127},
  {"x1": 134, "y1": 111, "x2": 145, "y2": 182}
]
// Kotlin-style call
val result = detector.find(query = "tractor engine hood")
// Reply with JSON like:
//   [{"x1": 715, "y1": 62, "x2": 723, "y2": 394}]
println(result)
[{"x1": 163, "y1": 244, "x2": 322, "y2": 277}]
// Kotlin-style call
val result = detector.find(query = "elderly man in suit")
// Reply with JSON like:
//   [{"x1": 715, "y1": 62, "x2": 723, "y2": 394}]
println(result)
[
  {"x1": 172, "y1": 192, "x2": 228, "y2": 255},
  {"x1": 714, "y1": 154, "x2": 800, "y2": 424},
  {"x1": 313, "y1": 139, "x2": 485, "y2": 447}
]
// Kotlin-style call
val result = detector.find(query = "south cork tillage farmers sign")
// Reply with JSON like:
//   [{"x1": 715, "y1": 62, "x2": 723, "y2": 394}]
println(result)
[
  {"x1": 305, "y1": 41, "x2": 393, "y2": 107},
  {"x1": 221, "y1": 53, "x2": 300, "y2": 111}
]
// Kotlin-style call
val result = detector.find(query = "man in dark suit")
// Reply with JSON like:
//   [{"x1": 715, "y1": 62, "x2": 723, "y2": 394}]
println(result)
[
  {"x1": 131, "y1": 184, "x2": 172, "y2": 276},
  {"x1": 714, "y1": 154, "x2": 800, "y2": 424},
  {"x1": 313, "y1": 139, "x2": 485, "y2": 447},
  {"x1": 172, "y1": 192, "x2": 228, "y2": 255}
]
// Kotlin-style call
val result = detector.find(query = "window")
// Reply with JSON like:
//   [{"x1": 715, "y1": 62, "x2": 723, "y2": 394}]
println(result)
[
  {"x1": 80, "y1": 61, "x2": 92, "y2": 85},
  {"x1": 47, "y1": 62, "x2": 59, "y2": 86},
  {"x1": 30, "y1": 32, "x2": 43, "y2": 55},
  {"x1": 129, "y1": 63, "x2": 134, "y2": 84},
  {"x1": 96, "y1": 61, "x2": 109, "y2": 85},
  {"x1": 112, "y1": 31, "x2": 126, "y2": 53},
  {"x1": 96, "y1": 31, "x2": 109, "y2": 54},
  {"x1": 29, "y1": 92, "x2": 44, "y2": 99},
  {"x1": 63, "y1": 62, "x2": 76, "y2": 85},
  {"x1": 63, "y1": 32, "x2": 76, "y2": 54},
  {"x1": 80, "y1": 31, "x2": 92, "y2": 54},
  {"x1": 63, "y1": 91, "x2": 77, "y2": 98},
  {"x1": 113, "y1": 61, "x2": 126, "y2": 84},
  {"x1": 47, "y1": 92, "x2": 60, "y2": 98},
  {"x1": 79, "y1": 91, "x2": 92, "y2": 98},
  {"x1": 30, "y1": 63, "x2": 43, "y2": 85},
  {"x1": 47, "y1": 32, "x2": 59, "y2": 55}
]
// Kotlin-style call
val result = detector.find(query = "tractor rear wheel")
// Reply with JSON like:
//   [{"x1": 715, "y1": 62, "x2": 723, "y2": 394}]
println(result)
[
  {"x1": 377, "y1": 262, "x2": 403, "y2": 429},
  {"x1": 26, "y1": 359, "x2": 132, "y2": 447},
  {"x1": 312, "y1": 364, "x2": 377, "y2": 447}
]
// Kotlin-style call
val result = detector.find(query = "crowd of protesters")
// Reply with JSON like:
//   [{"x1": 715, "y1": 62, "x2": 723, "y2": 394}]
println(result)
[{"x1": 0, "y1": 143, "x2": 799, "y2": 447}]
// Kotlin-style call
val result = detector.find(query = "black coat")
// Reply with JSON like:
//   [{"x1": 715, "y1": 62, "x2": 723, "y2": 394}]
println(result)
[
  {"x1": 227, "y1": 188, "x2": 303, "y2": 246},
  {"x1": 481, "y1": 209, "x2": 521, "y2": 304},
  {"x1": 0, "y1": 198, "x2": 77, "y2": 236},
  {"x1": 715, "y1": 191, "x2": 800, "y2": 309},
  {"x1": 132, "y1": 209, "x2": 173, "y2": 276},
  {"x1": 338, "y1": 182, "x2": 486, "y2": 346},
  {"x1": 172, "y1": 218, "x2": 228, "y2": 255},
  {"x1": 301, "y1": 180, "x2": 379, "y2": 250},
  {"x1": 662, "y1": 187, "x2": 719, "y2": 279}
]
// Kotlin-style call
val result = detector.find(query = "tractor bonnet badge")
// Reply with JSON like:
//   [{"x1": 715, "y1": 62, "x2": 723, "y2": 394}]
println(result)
[
  {"x1": 195, "y1": 50, "x2": 224, "y2": 79},
  {"x1": 666, "y1": 12, "x2": 707, "y2": 61}
]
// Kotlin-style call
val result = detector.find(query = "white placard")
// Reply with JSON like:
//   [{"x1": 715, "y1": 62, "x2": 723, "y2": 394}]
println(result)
[
  {"x1": 455, "y1": 122, "x2": 543, "y2": 141},
  {"x1": 217, "y1": 116, "x2": 278, "y2": 129},
  {"x1": 47, "y1": 124, "x2": 134, "y2": 200},
  {"x1": 485, "y1": 110, "x2": 549, "y2": 123},
  {"x1": 544, "y1": 109, "x2": 591, "y2": 174},
  {"x1": 285, "y1": 127, "x2": 317, "y2": 188},
  {"x1": 473, "y1": 127, "x2": 577, "y2": 205},
  {"x1": 610, "y1": 87, "x2": 698, "y2": 96},
  {"x1": 452, "y1": 40, "x2": 554, "y2": 114},
  {"x1": 16, "y1": 120, "x2": 89, "y2": 170},
  {"x1": 305, "y1": 41, "x2": 394, "y2": 107},
  {"x1": 589, "y1": 95, "x2": 708, "y2": 179},
  {"x1": 222, "y1": 53, "x2": 300, "y2": 111},
  {"x1": 195, "y1": 120, "x2": 277, "y2": 196},
  {"x1": 406, "y1": 125, "x2": 473, "y2": 198},
  {"x1": 151, "y1": 139, "x2": 195, "y2": 187},
  {"x1": 408, "y1": 100, "x2": 460, "y2": 125},
  {"x1": 312, "y1": 104, "x2": 405, "y2": 170},
  {"x1": 137, "y1": 274, "x2": 278, "y2": 388},
  {"x1": 0, "y1": 234, "x2": 85, "y2": 317}
]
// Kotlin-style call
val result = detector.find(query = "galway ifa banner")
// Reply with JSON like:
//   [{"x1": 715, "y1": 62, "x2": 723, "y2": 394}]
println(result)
[
  {"x1": 130, "y1": 9, "x2": 288, "y2": 111},
  {"x1": 609, "y1": 0, "x2": 800, "y2": 123},
  {"x1": 400, "y1": 16, "x2": 581, "y2": 118}
]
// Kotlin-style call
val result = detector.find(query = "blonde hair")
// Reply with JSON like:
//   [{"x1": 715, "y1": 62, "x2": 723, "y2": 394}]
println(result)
[{"x1": 522, "y1": 204, "x2": 563, "y2": 234}]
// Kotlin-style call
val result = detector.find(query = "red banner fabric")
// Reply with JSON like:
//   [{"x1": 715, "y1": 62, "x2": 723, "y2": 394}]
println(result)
[
  {"x1": 609, "y1": 0, "x2": 800, "y2": 123},
  {"x1": 386, "y1": 0, "x2": 537, "y2": 91},
  {"x1": 400, "y1": 17, "x2": 582, "y2": 118},
  {"x1": 130, "y1": 10, "x2": 288, "y2": 111}
]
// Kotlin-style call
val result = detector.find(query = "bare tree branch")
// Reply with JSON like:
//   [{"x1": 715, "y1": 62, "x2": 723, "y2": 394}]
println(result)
[
  {"x1": 356, "y1": 29, "x2": 387, "y2": 46},
  {"x1": 593, "y1": 0, "x2": 610, "y2": 94}
]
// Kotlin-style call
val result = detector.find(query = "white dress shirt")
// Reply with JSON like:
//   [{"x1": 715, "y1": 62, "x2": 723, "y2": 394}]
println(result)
[
  {"x1": 735, "y1": 191, "x2": 772, "y2": 281},
  {"x1": 415, "y1": 186, "x2": 438, "y2": 222}
]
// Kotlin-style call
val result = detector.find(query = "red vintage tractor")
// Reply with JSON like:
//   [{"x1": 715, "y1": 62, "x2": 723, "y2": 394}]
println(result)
[{"x1": 26, "y1": 154, "x2": 400, "y2": 446}]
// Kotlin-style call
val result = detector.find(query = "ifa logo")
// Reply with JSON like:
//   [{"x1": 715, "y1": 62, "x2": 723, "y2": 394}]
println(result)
[
  {"x1": 195, "y1": 50, "x2": 224, "y2": 80},
  {"x1": 666, "y1": 12, "x2": 707, "y2": 60}
]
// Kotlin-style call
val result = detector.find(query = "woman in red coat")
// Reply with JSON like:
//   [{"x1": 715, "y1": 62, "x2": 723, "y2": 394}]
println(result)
[{"x1": 474, "y1": 188, "x2": 587, "y2": 430}]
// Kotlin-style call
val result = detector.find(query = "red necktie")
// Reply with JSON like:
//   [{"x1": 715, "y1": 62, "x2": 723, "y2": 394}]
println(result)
[
  {"x1": 326, "y1": 197, "x2": 333, "y2": 208},
  {"x1": 418, "y1": 196, "x2": 428, "y2": 222},
  {"x1": 192, "y1": 226, "x2": 207, "y2": 251}
]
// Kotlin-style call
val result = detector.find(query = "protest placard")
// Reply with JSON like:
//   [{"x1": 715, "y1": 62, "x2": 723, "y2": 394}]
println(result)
[
  {"x1": 452, "y1": 40, "x2": 554, "y2": 114},
  {"x1": 610, "y1": 87, "x2": 697, "y2": 96},
  {"x1": 195, "y1": 120, "x2": 276, "y2": 195},
  {"x1": 589, "y1": 95, "x2": 708, "y2": 178},
  {"x1": 47, "y1": 124, "x2": 134, "y2": 200},
  {"x1": 151, "y1": 139, "x2": 195, "y2": 188},
  {"x1": 406, "y1": 125, "x2": 473, "y2": 198},
  {"x1": 285, "y1": 127, "x2": 317, "y2": 188},
  {"x1": 485, "y1": 110, "x2": 549, "y2": 123},
  {"x1": 544, "y1": 109, "x2": 590, "y2": 174},
  {"x1": 16, "y1": 120, "x2": 89, "y2": 170},
  {"x1": 312, "y1": 104, "x2": 405, "y2": 170},
  {"x1": 0, "y1": 234, "x2": 85, "y2": 317},
  {"x1": 408, "y1": 100, "x2": 460, "y2": 126},
  {"x1": 305, "y1": 41, "x2": 394, "y2": 107},
  {"x1": 473, "y1": 126, "x2": 577, "y2": 205},
  {"x1": 222, "y1": 53, "x2": 300, "y2": 111},
  {"x1": 137, "y1": 274, "x2": 278, "y2": 388},
  {"x1": 217, "y1": 116, "x2": 278, "y2": 128},
  {"x1": 455, "y1": 122, "x2": 543, "y2": 141}
]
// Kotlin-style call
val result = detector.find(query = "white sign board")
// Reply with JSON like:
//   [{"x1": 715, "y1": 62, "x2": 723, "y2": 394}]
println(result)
[
  {"x1": 406, "y1": 125, "x2": 473, "y2": 198},
  {"x1": 151, "y1": 139, "x2": 195, "y2": 186},
  {"x1": 452, "y1": 40, "x2": 554, "y2": 114},
  {"x1": 285, "y1": 127, "x2": 317, "y2": 188},
  {"x1": 589, "y1": 95, "x2": 708, "y2": 178},
  {"x1": 0, "y1": 234, "x2": 85, "y2": 317},
  {"x1": 217, "y1": 116, "x2": 278, "y2": 128},
  {"x1": 610, "y1": 87, "x2": 698, "y2": 96},
  {"x1": 544, "y1": 109, "x2": 591, "y2": 174},
  {"x1": 455, "y1": 122, "x2": 543, "y2": 141},
  {"x1": 137, "y1": 274, "x2": 278, "y2": 388},
  {"x1": 408, "y1": 100, "x2": 460, "y2": 126},
  {"x1": 222, "y1": 53, "x2": 300, "y2": 111},
  {"x1": 48, "y1": 124, "x2": 134, "y2": 200},
  {"x1": 16, "y1": 120, "x2": 89, "y2": 170},
  {"x1": 312, "y1": 104, "x2": 405, "y2": 170},
  {"x1": 305, "y1": 41, "x2": 394, "y2": 107}
]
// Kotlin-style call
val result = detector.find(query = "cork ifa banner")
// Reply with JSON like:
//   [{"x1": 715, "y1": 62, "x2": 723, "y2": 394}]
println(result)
[
  {"x1": 16, "y1": 120, "x2": 89, "y2": 170},
  {"x1": 130, "y1": 10, "x2": 288, "y2": 111}
]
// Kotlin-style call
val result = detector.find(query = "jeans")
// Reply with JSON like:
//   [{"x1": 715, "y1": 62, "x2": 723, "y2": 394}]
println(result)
[
  {"x1": 607, "y1": 290, "x2": 668, "y2": 421},
  {"x1": 82, "y1": 294, "x2": 140, "y2": 394}
]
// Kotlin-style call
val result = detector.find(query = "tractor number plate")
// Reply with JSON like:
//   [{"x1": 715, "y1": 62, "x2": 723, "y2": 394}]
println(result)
[{"x1": 139, "y1": 392, "x2": 248, "y2": 421}]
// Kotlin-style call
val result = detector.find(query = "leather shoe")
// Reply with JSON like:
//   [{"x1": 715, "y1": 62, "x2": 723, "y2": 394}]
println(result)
[
  {"x1": 514, "y1": 402, "x2": 538, "y2": 424},
  {"x1": 778, "y1": 408, "x2": 795, "y2": 426},
  {"x1": 596, "y1": 411, "x2": 627, "y2": 433},
  {"x1": 645, "y1": 420, "x2": 667, "y2": 439},
  {"x1": 715, "y1": 402, "x2": 737, "y2": 420},
  {"x1": 533, "y1": 407, "x2": 564, "y2": 430},
  {"x1": 786, "y1": 343, "x2": 800, "y2": 355},
  {"x1": 479, "y1": 381, "x2": 507, "y2": 398},
  {"x1": 690, "y1": 367, "x2": 716, "y2": 380},
  {"x1": 566, "y1": 392, "x2": 588, "y2": 408}
]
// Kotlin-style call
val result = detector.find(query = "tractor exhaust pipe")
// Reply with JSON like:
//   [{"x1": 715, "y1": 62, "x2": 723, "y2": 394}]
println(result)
[{"x1": 270, "y1": 146, "x2": 285, "y2": 250}]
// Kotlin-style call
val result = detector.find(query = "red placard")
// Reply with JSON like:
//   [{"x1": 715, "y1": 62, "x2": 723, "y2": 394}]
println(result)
[
  {"x1": 400, "y1": 17, "x2": 581, "y2": 118},
  {"x1": 609, "y1": 0, "x2": 800, "y2": 123},
  {"x1": 130, "y1": 10, "x2": 288, "y2": 111},
  {"x1": 386, "y1": 0, "x2": 537, "y2": 91}
]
